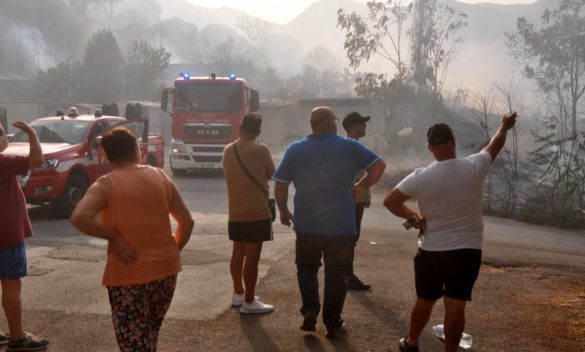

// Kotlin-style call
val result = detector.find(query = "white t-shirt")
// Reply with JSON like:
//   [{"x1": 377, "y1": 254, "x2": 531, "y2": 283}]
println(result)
[{"x1": 397, "y1": 151, "x2": 492, "y2": 251}]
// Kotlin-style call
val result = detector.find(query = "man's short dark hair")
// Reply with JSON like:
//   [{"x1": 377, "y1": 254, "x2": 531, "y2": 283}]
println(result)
[
  {"x1": 241, "y1": 113, "x2": 262, "y2": 134},
  {"x1": 101, "y1": 127, "x2": 138, "y2": 163},
  {"x1": 427, "y1": 123, "x2": 454, "y2": 146}
]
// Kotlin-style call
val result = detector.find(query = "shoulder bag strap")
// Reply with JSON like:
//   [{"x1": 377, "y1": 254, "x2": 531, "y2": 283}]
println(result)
[{"x1": 233, "y1": 143, "x2": 269, "y2": 199}]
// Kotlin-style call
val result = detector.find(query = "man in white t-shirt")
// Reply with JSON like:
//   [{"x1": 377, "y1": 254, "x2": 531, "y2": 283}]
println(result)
[{"x1": 384, "y1": 112, "x2": 517, "y2": 352}]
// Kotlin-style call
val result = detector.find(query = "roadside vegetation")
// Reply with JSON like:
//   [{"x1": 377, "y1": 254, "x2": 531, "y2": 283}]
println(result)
[{"x1": 339, "y1": 0, "x2": 585, "y2": 230}]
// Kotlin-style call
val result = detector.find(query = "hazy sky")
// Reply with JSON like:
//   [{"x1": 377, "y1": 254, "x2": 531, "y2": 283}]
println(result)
[{"x1": 187, "y1": 0, "x2": 538, "y2": 24}]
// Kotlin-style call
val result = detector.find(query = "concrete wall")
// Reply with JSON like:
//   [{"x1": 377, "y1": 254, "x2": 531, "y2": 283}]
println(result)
[{"x1": 259, "y1": 100, "x2": 387, "y2": 148}]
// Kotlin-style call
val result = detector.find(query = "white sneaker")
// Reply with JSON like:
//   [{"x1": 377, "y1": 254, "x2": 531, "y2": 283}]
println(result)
[
  {"x1": 232, "y1": 293, "x2": 245, "y2": 306},
  {"x1": 231, "y1": 293, "x2": 259, "y2": 307},
  {"x1": 239, "y1": 298, "x2": 274, "y2": 314}
]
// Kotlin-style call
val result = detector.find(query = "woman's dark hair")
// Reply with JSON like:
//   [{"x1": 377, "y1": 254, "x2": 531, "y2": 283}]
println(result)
[
  {"x1": 240, "y1": 113, "x2": 262, "y2": 134},
  {"x1": 101, "y1": 127, "x2": 138, "y2": 163}
]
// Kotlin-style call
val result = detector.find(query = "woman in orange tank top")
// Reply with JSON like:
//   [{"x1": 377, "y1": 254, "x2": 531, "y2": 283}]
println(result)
[{"x1": 71, "y1": 127, "x2": 194, "y2": 351}]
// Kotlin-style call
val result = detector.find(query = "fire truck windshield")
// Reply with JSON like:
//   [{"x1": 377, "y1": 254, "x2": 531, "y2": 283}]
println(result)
[{"x1": 175, "y1": 82, "x2": 242, "y2": 113}]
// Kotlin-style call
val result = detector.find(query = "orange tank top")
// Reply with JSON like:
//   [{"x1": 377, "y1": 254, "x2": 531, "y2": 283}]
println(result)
[{"x1": 100, "y1": 165, "x2": 182, "y2": 286}]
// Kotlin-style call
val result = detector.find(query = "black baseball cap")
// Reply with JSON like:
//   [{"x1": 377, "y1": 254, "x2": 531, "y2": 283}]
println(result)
[
  {"x1": 427, "y1": 123, "x2": 454, "y2": 145},
  {"x1": 342, "y1": 112, "x2": 370, "y2": 130}
]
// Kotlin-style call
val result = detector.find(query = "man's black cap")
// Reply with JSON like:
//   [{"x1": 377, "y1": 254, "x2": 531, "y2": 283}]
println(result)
[
  {"x1": 241, "y1": 113, "x2": 262, "y2": 134},
  {"x1": 342, "y1": 112, "x2": 370, "y2": 130},
  {"x1": 427, "y1": 123, "x2": 454, "y2": 145}
]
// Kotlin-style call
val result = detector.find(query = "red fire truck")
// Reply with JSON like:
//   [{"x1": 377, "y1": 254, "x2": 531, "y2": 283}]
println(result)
[
  {"x1": 5, "y1": 114, "x2": 164, "y2": 217},
  {"x1": 161, "y1": 72, "x2": 259, "y2": 175}
]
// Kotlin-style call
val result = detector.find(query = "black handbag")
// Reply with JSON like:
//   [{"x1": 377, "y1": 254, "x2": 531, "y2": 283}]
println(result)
[{"x1": 233, "y1": 143, "x2": 276, "y2": 222}]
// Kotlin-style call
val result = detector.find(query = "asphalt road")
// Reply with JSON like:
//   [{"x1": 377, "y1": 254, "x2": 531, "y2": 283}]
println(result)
[{"x1": 16, "y1": 168, "x2": 585, "y2": 351}]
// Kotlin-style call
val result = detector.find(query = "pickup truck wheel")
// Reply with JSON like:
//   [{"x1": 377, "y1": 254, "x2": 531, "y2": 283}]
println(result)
[{"x1": 53, "y1": 174, "x2": 88, "y2": 218}]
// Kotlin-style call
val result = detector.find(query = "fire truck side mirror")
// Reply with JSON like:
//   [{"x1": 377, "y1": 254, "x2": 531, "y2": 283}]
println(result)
[
  {"x1": 161, "y1": 88, "x2": 172, "y2": 113},
  {"x1": 250, "y1": 89, "x2": 260, "y2": 112}
]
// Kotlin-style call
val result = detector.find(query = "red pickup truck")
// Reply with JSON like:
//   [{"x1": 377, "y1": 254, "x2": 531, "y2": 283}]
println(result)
[{"x1": 5, "y1": 114, "x2": 164, "y2": 218}]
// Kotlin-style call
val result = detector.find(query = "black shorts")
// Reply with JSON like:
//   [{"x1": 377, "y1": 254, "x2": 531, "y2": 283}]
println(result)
[
  {"x1": 228, "y1": 218, "x2": 273, "y2": 243},
  {"x1": 414, "y1": 248, "x2": 482, "y2": 301}
]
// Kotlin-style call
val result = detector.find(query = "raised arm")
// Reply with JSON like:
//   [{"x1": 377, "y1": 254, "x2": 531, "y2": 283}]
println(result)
[
  {"x1": 13, "y1": 121, "x2": 43, "y2": 169},
  {"x1": 482, "y1": 112, "x2": 517, "y2": 160}
]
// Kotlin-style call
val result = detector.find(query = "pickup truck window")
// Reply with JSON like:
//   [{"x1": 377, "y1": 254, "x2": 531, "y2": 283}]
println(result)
[
  {"x1": 12, "y1": 120, "x2": 92, "y2": 144},
  {"x1": 88, "y1": 121, "x2": 109, "y2": 141}
]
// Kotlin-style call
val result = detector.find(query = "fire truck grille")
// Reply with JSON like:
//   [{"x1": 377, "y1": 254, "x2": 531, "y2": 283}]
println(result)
[
  {"x1": 184, "y1": 124, "x2": 232, "y2": 139},
  {"x1": 191, "y1": 146, "x2": 225, "y2": 153},
  {"x1": 193, "y1": 155, "x2": 223, "y2": 163}
]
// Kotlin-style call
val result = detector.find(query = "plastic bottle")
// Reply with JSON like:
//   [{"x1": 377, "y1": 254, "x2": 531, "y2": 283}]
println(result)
[{"x1": 431, "y1": 324, "x2": 473, "y2": 350}]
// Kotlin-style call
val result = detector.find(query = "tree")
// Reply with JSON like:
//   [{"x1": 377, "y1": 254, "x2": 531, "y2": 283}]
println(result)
[
  {"x1": 506, "y1": 0, "x2": 585, "y2": 140},
  {"x1": 237, "y1": 16, "x2": 273, "y2": 69},
  {"x1": 125, "y1": 40, "x2": 171, "y2": 100},
  {"x1": 237, "y1": 15, "x2": 273, "y2": 46},
  {"x1": 338, "y1": 0, "x2": 466, "y2": 105},
  {"x1": 78, "y1": 29, "x2": 124, "y2": 103},
  {"x1": 257, "y1": 67, "x2": 285, "y2": 101},
  {"x1": 470, "y1": 87, "x2": 497, "y2": 210},
  {"x1": 88, "y1": 0, "x2": 122, "y2": 19},
  {"x1": 337, "y1": 0, "x2": 411, "y2": 83},
  {"x1": 200, "y1": 24, "x2": 240, "y2": 74},
  {"x1": 469, "y1": 81, "x2": 524, "y2": 217},
  {"x1": 37, "y1": 60, "x2": 80, "y2": 103},
  {"x1": 494, "y1": 81, "x2": 523, "y2": 214},
  {"x1": 160, "y1": 18, "x2": 201, "y2": 63},
  {"x1": 506, "y1": 0, "x2": 585, "y2": 226},
  {"x1": 353, "y1": 72, "x2": 389, "y2": 100},
  {"x1": 303, "y1": 46, "x2": 343, "y2": 72},
  {"x1": 0, "y1": 0, "x2": 86, "y2": 69},
  {"x1": 411, "y1": 0, "x2": 467, "y2": 101}
]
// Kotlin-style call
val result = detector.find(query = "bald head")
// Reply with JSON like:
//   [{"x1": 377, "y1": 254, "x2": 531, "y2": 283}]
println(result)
[{"x1": 310, "y1": 106, "x2": 337, "y2": 134}]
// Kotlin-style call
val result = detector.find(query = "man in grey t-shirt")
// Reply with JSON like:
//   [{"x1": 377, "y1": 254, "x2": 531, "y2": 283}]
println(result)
[{"x1": 384, "y1": 112, "x2": 517, "y2": 352}]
